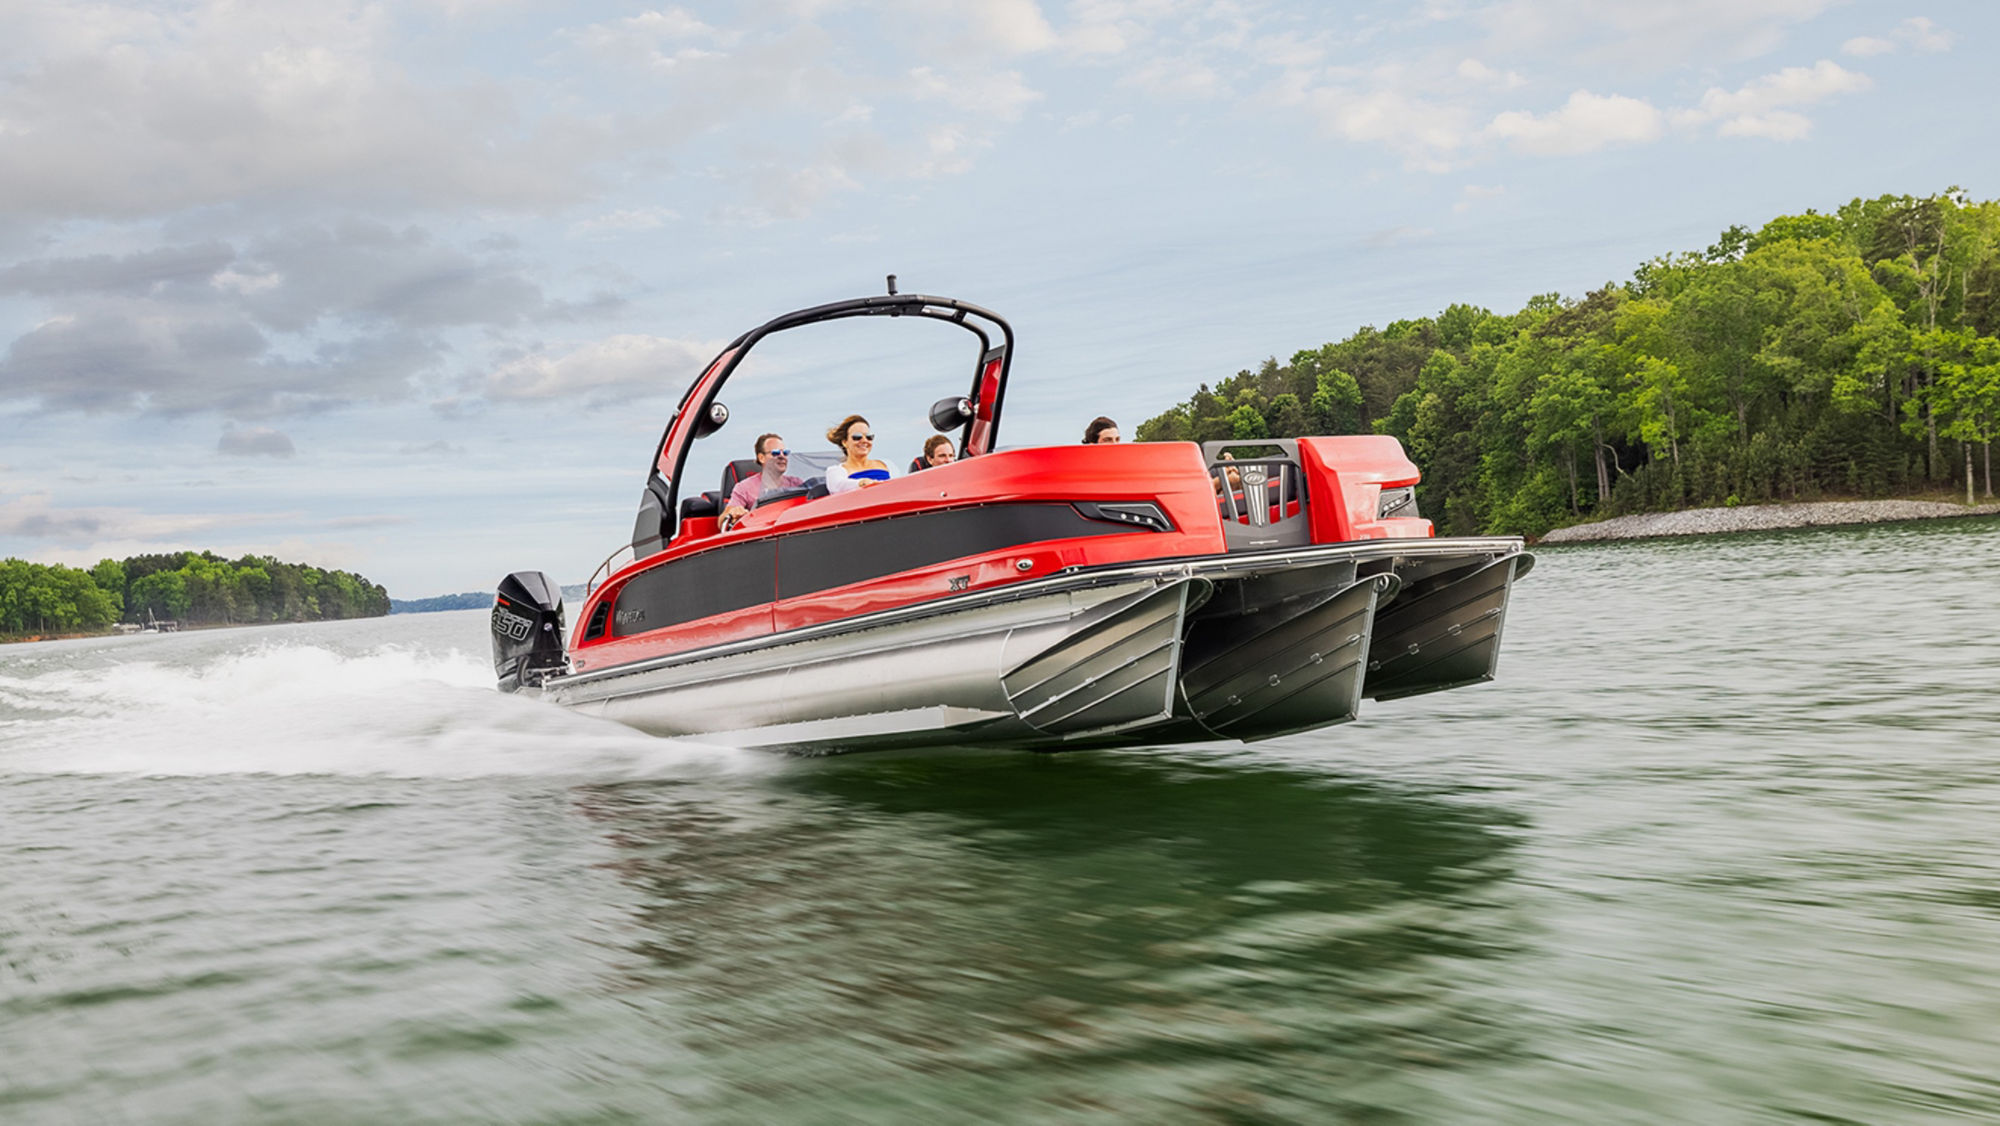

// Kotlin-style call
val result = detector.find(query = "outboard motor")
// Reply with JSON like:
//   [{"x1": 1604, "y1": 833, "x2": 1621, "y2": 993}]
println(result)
[{"x1": 491, "y1": 571, "x2": 567, "y2": 692}]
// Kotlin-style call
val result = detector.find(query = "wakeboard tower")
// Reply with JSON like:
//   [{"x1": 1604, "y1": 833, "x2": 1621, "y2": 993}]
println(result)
[{"x1": 491, "y1": 285, "x2": 1533, "y2": 752}]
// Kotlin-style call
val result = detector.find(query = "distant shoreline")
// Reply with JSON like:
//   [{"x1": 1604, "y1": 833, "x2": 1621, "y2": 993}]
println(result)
[{"x1": 1537, "y1": 499, "x2": 2000, "y2": 545}]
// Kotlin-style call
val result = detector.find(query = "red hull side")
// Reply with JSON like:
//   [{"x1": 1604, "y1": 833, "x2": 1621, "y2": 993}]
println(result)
[{"x1": 572, "y1": 439, "x2": 1433, "y2": 673}]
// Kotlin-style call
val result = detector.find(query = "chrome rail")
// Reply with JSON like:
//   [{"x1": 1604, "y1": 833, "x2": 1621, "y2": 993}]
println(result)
[{"x1": 587, "y1": 543, "x2": 637, "y2": 595}]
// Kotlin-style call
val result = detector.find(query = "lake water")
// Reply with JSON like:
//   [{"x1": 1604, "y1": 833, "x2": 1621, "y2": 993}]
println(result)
[{"x1": 5, "y1": 519, "x2": 2000, "y2": 1123}]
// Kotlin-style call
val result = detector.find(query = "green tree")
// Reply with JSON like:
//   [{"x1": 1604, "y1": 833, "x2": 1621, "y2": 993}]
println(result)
[
  {"x1": 1934, "y1": 331, "x2": 2000, "y2": 501},
  {"x1": 1228, "y1": 404, "x2": 1269, "y2": 441},
  {"x1": 1309, "y1": 369, "x2": 1364, "y2": 434},
  {"x1": 89, "y1": 558, "x2": 126, "y2": 618}
]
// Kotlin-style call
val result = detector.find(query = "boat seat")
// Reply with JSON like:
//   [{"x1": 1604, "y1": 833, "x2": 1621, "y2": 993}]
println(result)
[
  {"x1": 682, "y1": 491, "x2": 722, "y2": 519},
  {"x1": 805, "y1": 477, "x2": 829, "y2": 499},
  {"x1": 719, "y1": 458, "x2": 761, "y2": 498}
]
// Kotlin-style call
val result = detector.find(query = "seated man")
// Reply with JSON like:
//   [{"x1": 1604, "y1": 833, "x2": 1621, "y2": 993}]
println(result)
[
  {"x1": 721, "y1": 433, "x2": 804, "y2": 529},
  {"x1": 910, "y1": 435, "x2": 955, "y2": 472}
]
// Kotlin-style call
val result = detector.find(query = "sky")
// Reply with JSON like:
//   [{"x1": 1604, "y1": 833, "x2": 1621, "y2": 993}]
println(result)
[{"x1": 1, "y1": 0, "x2": 1993, "y2": 598}]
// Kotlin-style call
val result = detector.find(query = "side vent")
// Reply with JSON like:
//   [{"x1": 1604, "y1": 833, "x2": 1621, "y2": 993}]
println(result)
[{"x1": 583, "y1": 600, "x2": 611, "y2": 642}]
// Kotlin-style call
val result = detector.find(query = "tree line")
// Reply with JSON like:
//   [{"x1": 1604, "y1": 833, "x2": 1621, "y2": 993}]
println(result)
[
  {"x1": 1137, "y1": 189, "x2": 2000, "y2": 536},
  {"x1": 0, "y1": 551, "x2": 390, "y2": 635}
]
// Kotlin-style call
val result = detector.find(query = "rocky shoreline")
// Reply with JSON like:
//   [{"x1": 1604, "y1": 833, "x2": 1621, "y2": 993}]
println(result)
[{"x1": 1537, "y1": 499, "x2": 2000, "y2": 545}]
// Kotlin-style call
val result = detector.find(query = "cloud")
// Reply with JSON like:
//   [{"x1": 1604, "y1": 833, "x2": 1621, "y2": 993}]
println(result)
[
  {"x1": 956, "y1": 0, "x2": 1057, "y2": 54},
  {"x1": 0, "y1": 242, "x2": 236, "y2": 297},
  {"x1": 1671, "y1": 59, "x2": 1871, "y2": 141},
  {"x1": 0, "y1": 222, "x2": 611, "y2": 418},
  {"x1": 481, "y1": 334, "x2": 721, "y2": 404},
  {"x1": 1454, "y1": 183, "x2": 1506, "y2": 213},
  {"x1": 1362, "y1": 226, "x2": 1436, "y2": 248},
  {"x1": 1456, "y1": 58, "x2": 1525, "y2": 89},
  {"x1": 1277, "y1": 80, "x2": 1471, "y2": 168},
  {"x1": 908, "y1": 66, "x2": 1044, "y2": 121},
  {"x1": 1475, "y1": 0, "x2": 1844, "y2": 69},
  {"x1": 1894, "y1": 16, "x2": 1954, "y2": 52},
  {"x1": 1842, "y1": 16, "x2": 1953, "y2": 57},
  {"x1": 217, "y1": 426, "x2": 297, "y2": 458},
  {"x1": 1488, "y1": 91, "x2": 1663, "y2": 155},
  {"x1": 1119, "y1": 56, "x2": 1226, "y2": 100},
  {"x1": 397, "y1": 440, "x2": 467, "y2": 456},
  {"x1": 0, "y1": 1, "x2": 607, "y2": 221},
  {"x1": 0, "y1": 492, "x2": 273, "y2": 543},
  {"x1": 568, "y1": 208, "x2": 681, "y2": 238}
]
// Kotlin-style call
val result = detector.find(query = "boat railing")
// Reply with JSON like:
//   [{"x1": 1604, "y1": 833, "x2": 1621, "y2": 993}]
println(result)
[{"x1": 587, "y1": 544, "x2": 637, "y2": 596}]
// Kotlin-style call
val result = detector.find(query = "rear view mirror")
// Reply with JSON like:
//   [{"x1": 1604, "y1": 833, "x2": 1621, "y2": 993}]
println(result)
[{"x1": 929, "y1": 395, "x2": 973, "y2": 432}]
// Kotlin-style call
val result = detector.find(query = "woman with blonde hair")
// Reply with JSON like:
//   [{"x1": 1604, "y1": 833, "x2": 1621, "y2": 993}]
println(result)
[{"x1": 825, "y1": 413, "x2": 891, "y2": 494}]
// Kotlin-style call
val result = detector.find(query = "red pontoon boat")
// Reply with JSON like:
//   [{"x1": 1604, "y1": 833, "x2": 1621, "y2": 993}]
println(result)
[{"x1": 491, "y1": 289, "x2": 1533, "y2": 752}]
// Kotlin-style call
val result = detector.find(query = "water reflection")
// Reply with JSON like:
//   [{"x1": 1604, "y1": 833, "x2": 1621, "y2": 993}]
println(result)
[{"x1": 573, "y1": 753, "x2": 1531, "y2": 1120}]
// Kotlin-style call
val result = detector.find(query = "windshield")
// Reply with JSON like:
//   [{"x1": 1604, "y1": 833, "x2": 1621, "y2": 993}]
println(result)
[{"x1": 677, "y1": 315, "x2": 981, "y2": 506}]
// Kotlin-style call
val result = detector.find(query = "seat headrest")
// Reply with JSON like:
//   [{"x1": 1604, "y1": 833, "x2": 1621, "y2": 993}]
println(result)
[{"x1": 720, "y1": 459, "x2": 761, "y2": 494}]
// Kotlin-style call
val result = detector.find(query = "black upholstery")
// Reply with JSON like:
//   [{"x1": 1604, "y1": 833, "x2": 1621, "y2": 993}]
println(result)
[
  {"x1": 719, "y1": 459, "x2": 761, "y2": 499},
  {"x1": 682, "y1": 491, "x2": 722, "y2": 519},
  {"x1": 908, "y1": 457, "x2": 926, "y2": 474}
]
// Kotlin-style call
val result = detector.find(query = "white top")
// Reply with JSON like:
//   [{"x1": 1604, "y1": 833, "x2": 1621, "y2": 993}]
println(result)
[{"x1": 825, "y1": 465, "x2": 887, "y2": 494}]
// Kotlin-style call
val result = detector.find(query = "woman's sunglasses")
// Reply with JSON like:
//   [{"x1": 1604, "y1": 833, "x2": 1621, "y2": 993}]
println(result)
[{"x1": 847, "y1": 432, "x2": 875, "y2": 442}]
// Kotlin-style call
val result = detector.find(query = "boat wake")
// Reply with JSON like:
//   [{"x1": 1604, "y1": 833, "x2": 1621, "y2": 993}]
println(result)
[{"x1": 0, "y1": 641, "x2": 763, "y2": 779}]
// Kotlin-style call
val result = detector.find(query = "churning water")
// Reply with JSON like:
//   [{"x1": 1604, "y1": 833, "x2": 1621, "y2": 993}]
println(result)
[{"x1": 5, "y1": 519, "x2": 2000, "y2": 1123}]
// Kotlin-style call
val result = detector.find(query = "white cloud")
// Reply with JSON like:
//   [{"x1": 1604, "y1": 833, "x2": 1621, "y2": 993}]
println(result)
[
  {"x1": 0, "y1": 492, "x2": 276, "y2": 543},
  {"x1": 1287, "y1": 84, "x2": 1470, "y2": 167},
  {"x1": 217, "y1": 426, "x2": 297, "y2": 458},
  {"x1": 1475, "y1": 0, "x2": 1844, "y2": 69},
  {"x1": 482, "y1": 335, "x2": 720, "y2": 403},
  {"x1": 1671, "y1": 59, "x2": 1871, "y2": 141},
  {"x1": 959, "y1": 0, "x2": 1058, "y2": 53},
  {"x1": 1362, "y1": 225, "x2": 1436, "y2": 248},
  {"x1": 1453, "y1": 183, "x2": 1506, "y2": 213},
  {"x1": 1716, "y1": 109, "x2": 1812, "y2": 141},
  {"x1": 908, "y1": 66, "x2": 1044, "y2": 121},
  {"x1": 0, "y1": 1, "x2": 606, "y2": 220},
  {"x1": 1456, "y1": 58, "x2": 1525, "y2": 89},
  {"x1": 1895, "y1": 16, "x2": 1953, "y2": 52},
  {"x1": 1119, "y1": 56, "x2": 1225, "y2": 100},
  {"x1": 913, "y1": 126, "x2": 990, "y2": 179},
  {"x1": 1844, "y1": 16, "x2": 1953, "y2": 56},
  {"x1": 1487, "y1": 91, "x2": 1663, "y2": 155},
  {"x1": 568, "y1": 208, "x2": 681, "y2": 237}
]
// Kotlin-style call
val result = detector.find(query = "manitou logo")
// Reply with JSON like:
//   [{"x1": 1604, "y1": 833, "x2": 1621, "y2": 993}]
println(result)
[{"x1": 492, "y1": 606, "x2": 533, "y2": 642}]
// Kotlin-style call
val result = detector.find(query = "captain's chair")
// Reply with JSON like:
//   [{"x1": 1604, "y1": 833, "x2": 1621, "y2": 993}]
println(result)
[{"x1": 678, "y1": 458, "x2": 761, "y2": 521}]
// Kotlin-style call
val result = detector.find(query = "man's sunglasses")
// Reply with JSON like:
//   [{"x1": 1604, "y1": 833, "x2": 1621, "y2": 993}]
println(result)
[{"x1": 765, "y1": 448, "x2": 790, "y2": 457}]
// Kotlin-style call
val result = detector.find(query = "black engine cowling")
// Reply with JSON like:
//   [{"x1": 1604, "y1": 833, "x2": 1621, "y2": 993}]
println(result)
[{"x1": 491, "y1": 571, "x2": 566, "y2": 692}]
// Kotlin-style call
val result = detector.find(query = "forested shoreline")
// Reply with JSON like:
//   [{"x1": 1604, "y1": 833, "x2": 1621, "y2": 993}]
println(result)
[
  {"x1": 1138, "y1": 190, "x2": 2000, "y2": 537},
  {"x1": 0, "y1": 551, "x2": 390, "y2": 637}
]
